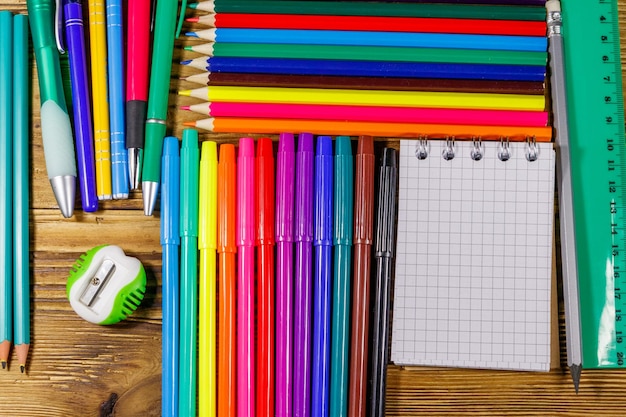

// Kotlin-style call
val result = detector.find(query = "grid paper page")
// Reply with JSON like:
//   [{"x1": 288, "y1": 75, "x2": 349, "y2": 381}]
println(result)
[{"x1": 391, "y1": 140, "x2": 555, "y2": 371}]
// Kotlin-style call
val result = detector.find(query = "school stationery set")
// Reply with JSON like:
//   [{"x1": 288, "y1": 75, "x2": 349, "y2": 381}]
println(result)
[{"x1": 2, "y1": 0, "x2": 626, "y2": 414}]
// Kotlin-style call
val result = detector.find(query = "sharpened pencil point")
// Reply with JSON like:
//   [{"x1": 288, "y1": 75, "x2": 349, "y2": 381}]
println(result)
[
  {"x1": 20, "y1": 365, "x2": 25, "y2": 374},
  {"x1": 1, "y1": 361, "x2": 6, "y2": 370},
  {"x1": 180, "y1": 105, "x2": 190, "y2": 111},
  {"x1": 179, "y1": 89, "x2": 192, "y2": 97},
  {"x1": 184, "y1": 45, "x2": 193, "y2": 51},
  {"x1": 186, "y1": 16, "x2": 199, "y2": 22},
  {"x1": 183, "y1": 121, "x2": 196, "y2": 127},
  {"x1": 570, "y1": 364, "x2": 581, "y2": 394},
  {"x1": 180, "y1": 59, "x2": 192, "y2": 65},
  {"x1": 185, "y1": 31, "x2": 199, "y2": 38}
]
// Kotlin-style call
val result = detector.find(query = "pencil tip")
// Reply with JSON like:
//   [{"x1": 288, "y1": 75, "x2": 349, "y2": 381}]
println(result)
[
  {"x1": 570, "y1": 364, "x2": 581, "y2": 394},
  {"x1": 185, "y1": 31, "x2": 198, "y2": 38},
  {"x1": 20, "y1": 365, "x2": 25, "y2": 374},
  {"x1": 1, "y1": 361, "x2": 6, "y2": 370},
  {"x1": 180, "y1": 105, "x2": 190, "y2": 111},
  {"x1": 180, "y1": 59, "x2": 192, "y2": 65},
  {"x1": 183, "y1": 121, "x2": 196, "y2": 127},
  {"x1": 186, "y1": 16, "x2": 199, "y2": 22}
]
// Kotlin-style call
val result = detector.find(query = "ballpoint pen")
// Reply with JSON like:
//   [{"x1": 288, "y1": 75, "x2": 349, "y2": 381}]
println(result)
[
  {"x1": 368, "y1": 148, "x2": 397, "y2": 417},
  {"x1": 275, "y1": 132, "x2": 295, "y2": 417},
  {"x1": 63, "y1": 0, "x2": 98, "y2": 212},
  {"x1": 294, "y1": 133, "x2": 314, "y2": 417},
  {"x1": 106, "y1": 0, "x2": 130, "y2": 199},
  {"x1": 256, "y1": 137, "x2": 275, "y2": 417},
  {"x1": 312, "y1": 135, "x2": 333, "y2": 417},
  {"x1": 218, "y1": 144, "x2": 237, "y2": 417},
  {"x1": 348, "y1": 136, "x2": 375, "y2": 417},
  {"x1": 27, "y1": 0, "x2": 77, "y2": 218},
  {"x1": 330, "y1": 136, "x2": 353, "y2": 417},
  {"x1": 88, "y1": 0, "x2": 112, "y2": 200},
  {"x1": 198, "y1": 140, "x2": 218, "y2": 417},
  {"x1": 179, "y1": 129, "x2": 199, "y2": 417},
  {"x1": 14, "y1": 13, "x2": 30, "y2": 373},
  {"x1": 126, "y1": 0, "x2": 151, "y2": 190},
  {"x1": 0, "y1": 11, "x2": 13, "y2": 369},
  {"x1": 161, "y1": 136, "x2": 180, "y2": 417},
  {"x1": 237, "y1": 137, "x2": 256, "y2": 417},
  {"x1": 142, "y1": 0, "x2": 187, "y2": 215},
  {"x1": 547, "y1": 0, "x2": 581, "y2": 392}
]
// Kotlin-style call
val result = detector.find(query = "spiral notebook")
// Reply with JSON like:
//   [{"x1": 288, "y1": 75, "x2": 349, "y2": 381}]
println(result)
[{"x1": 391, "y1": 139, "x2": 555, "y2": 371}]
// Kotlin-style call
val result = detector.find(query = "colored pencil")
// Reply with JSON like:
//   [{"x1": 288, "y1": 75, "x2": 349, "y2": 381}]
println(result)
[
  {"x1": 348, "y1": 136, "x2": 375, "y2": 417},
  {"x1": 183, "y1": 118, "x2": 552, "y2": 141},
  {"x1": 187, "y1": 0, "x2": 547, "y2": 20},
  {"x1": 275, "y1": 133, "x2": 296, "y2": 417},
  {"x1": 184, "y1": 29, "x2": 547, "y2": 52},
  {"x1": 180, "y1": 86, "x2": 545, "y2": 111},
  {"x1": 218, "y1": 144, "x2": 237, "y2": 417},
  {"x1": 293, "y1": 133, "x2": 315, "y2": 417},
  {"x1": 311, "y1": 135, "x2": 333, "y2": 417},
  {"x1": 198, "y1": 140, "x2": 218, "y2": 417},
  {"x1": 181, "y1": 57, "x2": 545, "y2": 81},
  {"x1": 186, "y1": 13, "x2": 546, "y2": 36},
  {"x1": 182, "y1": 43, "x2": 547, "y2": 67},
  {"x1": 180, "y1": 72, "x2": 545, "y2": 95},
  {"x1": 181, "y1": 102, "x2": 549, "y2": 127},
  {"x1": 237, "y1": 137, "x2": 256, "y2": 417},
  {"x1": 256, "y1": 138, "x2": 275, "y2": 417},
  {"x1": 88, "y1": 0, "x2": 112, "y2": 200}
]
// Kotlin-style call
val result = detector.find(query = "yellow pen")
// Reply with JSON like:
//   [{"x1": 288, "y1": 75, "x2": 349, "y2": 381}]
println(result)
[
  {"x1": 198, "y1": 140, "x2": 218, "y2": 416},
  {"x1": 88, "y1": 0, "x2": 112, "y2": 200}
]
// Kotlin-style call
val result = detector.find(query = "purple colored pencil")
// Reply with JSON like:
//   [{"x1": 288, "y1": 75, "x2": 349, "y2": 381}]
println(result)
[
  {"x1": 276, "y1": 133, "x2": 296, "y2": 417},
  {"x1": 63, "y1": 0, "x2": 98, "y2": 212},
  {"x1": 293, "y1": 133, "x2": 314, "y2": 417}
]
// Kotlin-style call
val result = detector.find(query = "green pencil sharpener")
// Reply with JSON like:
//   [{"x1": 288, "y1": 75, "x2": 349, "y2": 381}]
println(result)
[{"x1": 67, "y1": 245, "x2": 147, "y2": 325}]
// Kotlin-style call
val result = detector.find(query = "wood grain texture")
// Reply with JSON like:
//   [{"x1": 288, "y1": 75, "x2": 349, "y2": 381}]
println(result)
[{"x1": 1, "y1": 0, "x2": 626, "y2": 415}]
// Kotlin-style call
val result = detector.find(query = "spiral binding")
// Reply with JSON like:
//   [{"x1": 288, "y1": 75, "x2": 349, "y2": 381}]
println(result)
[{"x1": 412, "y1": 136, "x2": 540, "y2": 162}]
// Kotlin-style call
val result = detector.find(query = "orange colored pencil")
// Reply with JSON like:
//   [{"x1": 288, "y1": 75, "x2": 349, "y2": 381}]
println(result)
[
  {"x1": 218, "y1": 144, "x2": 237, "y2": 417},
  {"x1": 184, "y1": 117, "x2": 552, "y2": 142}
]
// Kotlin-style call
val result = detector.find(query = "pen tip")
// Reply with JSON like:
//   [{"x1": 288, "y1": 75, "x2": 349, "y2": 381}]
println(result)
[
  {"x1": 50, "y1": 175, "x2": 76, "y2": 218},
  {"x1": 142, "y1": 182, "x2": 160, "y2": 216},
  {"x1": 570, "y1": 364, "x2": 581, "y2": 394}
]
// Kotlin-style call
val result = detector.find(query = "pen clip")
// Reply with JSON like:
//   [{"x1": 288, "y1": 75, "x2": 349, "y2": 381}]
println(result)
[
  {"x1": 55, "y1": 0, "x2": 65, "y2": 53},
  {"x1": 175, "y1": 0, "x2": 188, "y2": 38}
]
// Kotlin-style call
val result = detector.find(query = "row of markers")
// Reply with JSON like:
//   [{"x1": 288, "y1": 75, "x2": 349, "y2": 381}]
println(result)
[
  {"x1": 177, "y1": 0, "x2": 552, "y2": 141},
  {"x1": 162, "y1": 130, "x2": 397, "y2": 417}
]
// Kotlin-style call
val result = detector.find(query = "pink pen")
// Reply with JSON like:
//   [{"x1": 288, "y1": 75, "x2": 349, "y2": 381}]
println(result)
[
  {"x1": 276, "y1": 133, "x2": 296, "y2": 417},
  {"x1": 237, "y1": 137, "x2": 256, "y2": 417}
]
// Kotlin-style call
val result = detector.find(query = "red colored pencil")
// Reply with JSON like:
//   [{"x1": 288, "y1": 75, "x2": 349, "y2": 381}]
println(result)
[{"x1": 256, "y1": 138, "x2": 276, "y2": 417}]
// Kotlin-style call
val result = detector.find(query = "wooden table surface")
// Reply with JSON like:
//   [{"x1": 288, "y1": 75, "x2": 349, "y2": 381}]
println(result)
[{"x1": 1, "y1": 0, "x2": 626, "y2": 415}]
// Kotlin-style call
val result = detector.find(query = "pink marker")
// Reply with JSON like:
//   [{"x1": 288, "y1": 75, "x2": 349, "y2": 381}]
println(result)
[{"x1": 237, "y1": 137, "x2": 256, "y2": 417}]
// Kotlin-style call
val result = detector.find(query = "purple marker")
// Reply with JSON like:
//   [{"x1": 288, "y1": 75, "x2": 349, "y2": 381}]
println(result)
[
  {"x1": 63, "y1": 0, "x2": 98, "y2": 212},
  {"x1": 276, "y1": 133, "x2": 296, "y2": 417},
  {"x1": 293, "y1": 133, "x2": 314, "y2": 417}
]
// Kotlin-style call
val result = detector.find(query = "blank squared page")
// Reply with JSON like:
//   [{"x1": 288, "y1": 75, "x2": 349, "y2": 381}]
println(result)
[{"x1": 391, "y1": 140, "x2": 555, "y2": 371}]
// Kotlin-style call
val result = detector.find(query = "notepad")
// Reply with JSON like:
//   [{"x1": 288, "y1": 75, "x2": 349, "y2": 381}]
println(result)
[{"x1": 391, "y1": 139, "x2": 555, "y2": 371}]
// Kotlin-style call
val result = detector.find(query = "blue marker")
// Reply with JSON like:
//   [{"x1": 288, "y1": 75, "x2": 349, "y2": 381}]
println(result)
[{"x1": 311, "y1": 136, "x2": 333, "y2": 417}]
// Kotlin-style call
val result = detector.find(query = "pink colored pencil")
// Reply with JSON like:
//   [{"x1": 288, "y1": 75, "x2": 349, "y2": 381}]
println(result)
[{"x1": 181, "y1": 102, "x2": 548, "y2": 127}]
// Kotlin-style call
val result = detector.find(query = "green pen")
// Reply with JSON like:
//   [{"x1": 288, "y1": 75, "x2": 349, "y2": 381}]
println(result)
[
  {"x1": 179, "y1": 129, "x2": 199, "y2": 417},
  {"x1": 142, "y1": 0, "x2": 187, "y2": 216},
  {"x1": 27, "y1": 0, "x2": 77, "y2": 218},
  {"x1": 330, "y1": 136, "x2": 354, "y2": 417}
]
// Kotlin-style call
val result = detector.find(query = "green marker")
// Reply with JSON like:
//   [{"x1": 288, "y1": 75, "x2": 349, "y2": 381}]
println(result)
[
  {"x1": 142, "y1": 0, "x2": 187, "y2": 216},
  {"x1": 179, "y1": 129, "x2": 199, "y2": 417}
]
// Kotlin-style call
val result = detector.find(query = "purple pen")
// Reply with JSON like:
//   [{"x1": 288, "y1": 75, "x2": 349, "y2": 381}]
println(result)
[
  {"x1": 276, "y1": 133, "x2": 296, "y2": 417},
  {"x1": 63, "y1": 0, "x2": 98, "y2": 212},
  {"x1": 293, "y1": 133, "x2": 314, "y2": 417}
]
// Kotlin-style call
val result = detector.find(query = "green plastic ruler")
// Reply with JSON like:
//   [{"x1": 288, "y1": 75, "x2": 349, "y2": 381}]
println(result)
[{"x1": 563, "y1": 0, "x2": 626, "y2": 368}]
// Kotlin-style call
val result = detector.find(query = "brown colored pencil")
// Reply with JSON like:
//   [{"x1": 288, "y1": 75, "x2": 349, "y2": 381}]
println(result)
[
  {"x1": 348, "y1": 136, "x2": 376, "y2": 417},
  {"x1": 181, "y1": 72, "x2": 545, "y2": 95}
]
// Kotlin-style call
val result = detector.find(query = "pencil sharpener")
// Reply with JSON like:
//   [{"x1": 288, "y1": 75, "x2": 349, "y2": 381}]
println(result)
[{"x1": 67, "y1": 245, "x2": 147, "y2": 325}]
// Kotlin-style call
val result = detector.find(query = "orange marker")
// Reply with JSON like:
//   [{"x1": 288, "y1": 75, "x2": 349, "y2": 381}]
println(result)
[{"x1": 218, "y1": 144, "x2": 237, "y2": 417}]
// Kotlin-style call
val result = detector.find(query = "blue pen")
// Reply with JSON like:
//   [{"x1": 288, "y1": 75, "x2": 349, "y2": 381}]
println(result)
[
  {"x1": 311, "y1": 135, "x2": 333, "y2": 417},
  {"x1": 184, "y1": 57, "x2": 546, "y2": 82},
  {"x1": 196, "y1": 28, "x2": 547, "y2": 52},
  {"x1": 106, "y1": 0, "x2": 129, "y2": 198},
  {"x1": 63, "y1": 0, "x2": 98, "y2": 212},
  {"x1": 161, "y1": 136, "x2": 180, "y2": 417},
  {"x1": 330, "y1": 136, "x2": 353, "y2": 417}
]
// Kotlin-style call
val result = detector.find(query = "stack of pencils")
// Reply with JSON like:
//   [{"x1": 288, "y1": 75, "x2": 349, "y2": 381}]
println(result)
[{"x1": 180, "y1": 0, "x2": 551, "y2": 141}]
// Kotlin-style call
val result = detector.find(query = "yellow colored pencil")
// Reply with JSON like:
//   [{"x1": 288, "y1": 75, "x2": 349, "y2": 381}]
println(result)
[
  {"x1": 88, "y1": 0, "x2": 112, "y2": 200},
  {"x1": 198, "y1": 140, "x2": 218, "y2": 417},
  {"x1": 179, "y1": 85, "x2": 545, "y2": 111}
]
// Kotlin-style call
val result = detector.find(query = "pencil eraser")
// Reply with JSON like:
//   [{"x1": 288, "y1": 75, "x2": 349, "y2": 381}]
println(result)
[
  {"x1": 67, "y1": 245, "x2": 146, "y2": 325},
  {"x1": 546, "y1": 0, "x2": 560, "y2": 13}
]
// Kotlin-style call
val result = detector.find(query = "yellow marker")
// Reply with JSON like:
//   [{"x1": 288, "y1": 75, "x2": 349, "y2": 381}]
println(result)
[
  {"x1": 179, "y1": 85, "x2": 546, "y2": 111},
  {"x1": 88, "y1": 0, "x2": 112, "y2": 200},
  {"x1": 198, "y1": 140, "x2": 218, "y2": 416}
]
